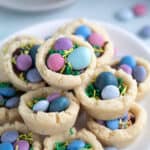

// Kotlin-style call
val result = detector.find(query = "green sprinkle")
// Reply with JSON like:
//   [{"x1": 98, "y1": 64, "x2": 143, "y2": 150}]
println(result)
[
  {"x1": 0, "y1": 82, "x2": 11, "y2": 88},
  {"x1": 32, "y1": 97, "x2": 46, "y2": 101},
  {"x1": 11, "y1": 57, "x2": 16, "y2": 64},
  {"x1": 49, "y1": 49, "x2": 65, "y2": 56},
  {"x1": 85, "y1": 143, "x2": 92, "y2": 148},
  {"x1": 63, "y1": 64, "x2": 72, "y2": 75},
  {"x1": 54, "y1": 142, "x2": 67, "y2": 150},
  {"x1": 73, "y1": 43, "x2": 79, "y2": 49},
  {"x1": 19, "y1": 132, "x2": 33, "y2": 144},
  {"x1": 117, "y1": 78, "x2": 127, "y2": 95},
  {"x1": 69, "y1": 128, "x2": 74, "y2": 135},
  {"x1": 29, "y1": 147, "x2": 33, "y2": 150}
]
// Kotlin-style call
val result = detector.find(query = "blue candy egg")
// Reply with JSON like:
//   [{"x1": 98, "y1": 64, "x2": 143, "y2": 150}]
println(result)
[
  {"x1": 0, "y1": 87, "x2": 16, "y2": 97},
  {"x1": 120, "y1": 112, "x2": 128, "y2": 121},
  {"x1": 105, "y1": 147, "x2": 118, "y2": 150},
  {"x1": 101, "y1": 85, "x2": 120, "y2": 100},
  {"x1": 67, "y1": 139, "x2": 85, "y2": 150},
  {"x1": 67, "y1": 46, "x2": 92, "y2": 70},
  {"x1": 48, "y1": 96, "x2": 70, "y2": 112},
  {"x1": 106, "y1": 119, "x2": 119, "y2": 130},
  {"x1": 74, "y1": 25, "x2": 92, "y2": 39},
  {"x1": 0, "y1": 143, "x2": 13, "y2": 150},
  {"x1": 1, "y1": 130, "x2": 19, "y2": 143},
  {"x1": 33, "y1": 100, "x2": 49, "y2": 112},
  {"x1": 119, "y1": 55, "x2": 136, "y2": 69},
  {"x1": 5, "y1": 96, "x2": 20, "y2": 109},
  {"x1": 94, "y1": 72, "x2": 118, "y2": 91},
  {"x1": 138, "y1": 25, "x2": 150, "y2": 39}
]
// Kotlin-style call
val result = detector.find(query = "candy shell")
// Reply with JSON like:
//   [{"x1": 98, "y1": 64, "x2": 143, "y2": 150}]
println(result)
[
  {"x1": 33, "y1": 100, "x2": 49, "y2": 112},
  {"x1": 16, "y1": 54, "x2": 32, "y2": 71},
  {"x1": 74, "y1": 25, "x2": 92, "y2": 39},
  {"x1": 48, "y1": 96, "x2": 70, "y2": 112},
  {"x1": 94, "y1": 72, "x2": 118, "y2": 91},
  {"x1": 105, "y1": 147, "x2": 118, "y2": 150},
  {"x1": 106, "y1": 119, "x2": 119, "y2": 130},
  {"x1": 14, "y1": 140, "x2": 29, "y2": 150},
  {"x1": 0, "y1": 143, "x2": 13, "y2": 150},
  {"x1": 67, "y1": 46, "x2": 91, "y2": 70},
  {"x1": 26, "y1": 68, "x2": 42, "y2": 83},
  {"x1": 101, "y1": 85, "x2": 120, "y2": 100},
  {"x1": 0, "y1": 87, "x2": 16, "y2": 97},
  {"x1": 1, "y1": 130, "x2": 19, "y2": 143},
  {"x1": 119, "y1": 64, "x2": 132, "y2": 75},
  {"x1": 5, "y1": 96, "x2": 20, "y2": 108},
  {"x1": 47, "y1": 54, "x2": 65, "y2": 71},
  {"x1": 67, "y1": 139, "x2": 85, "y2": 150},
  {"x1": 119, "y1": 55, "x2": 136, "y2": 68},
  {"x1": 133, "y1": 66, "x2": 147, "y2": 82},
  {"x1": 133, "y1": 3, "x2": 147, "y2": 16},
  {"x1": 88, "y1": 32, "x2": 104, "y2": 46},
  {"x1": 138, "y1": 25, "x2": 150, "y2": 39},
  {"x1": 54, "y1": 37, "x2": 73, "y2": 50},
  {"x1": 47, "y1": 93, "x2": 60, "y2": 102}
]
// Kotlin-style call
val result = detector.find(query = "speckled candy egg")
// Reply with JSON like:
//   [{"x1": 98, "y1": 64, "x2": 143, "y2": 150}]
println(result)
[
  {"x1": 119, "y1": 64, "x2": 132, "y2": 75},
  {"x1": 106, "y1": 119, "x2": 119, "y2": 130},
  {"x1": 0, "y1": 143, "x2": 13, "y2": 150},
  {"x1": 67, "y1": 139, "x2": 85, "y2": 150},
  {"x1": 14, "y1": 140, "x2": 30, "y2": 150},
  {"x1": 133, "y1": 66, "x2": 147, "y2": 82},
  {"x1": 67, "y1": 46, "x2": 91, "y2": 70},
  {"x1": 54, "y1": 37, "x2": 73, "y2": 50},
  {"x1": 94, "y1": 72, "x2": 118, "y2": 91},
  {"x1": 33, "y1": 100, "x2": 49, "y2": 112},
  {"x1": 101, "y1": 85, "x2": 120, "y2": 100}
]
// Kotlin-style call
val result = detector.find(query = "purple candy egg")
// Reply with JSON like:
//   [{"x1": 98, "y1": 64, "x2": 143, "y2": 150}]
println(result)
[
  {"x1": 14, "y1": 140, "x2": 29, "y2": 150},
  {"x1": 119, "y1": 64, "x2": 132, "y2": 75},
  {"x1": 16, "y1": 54, "x2": 32, "y2": 71},
  {"x1": 47, "y1": 93, "x2": 61, "y2": 102},
  {"x1": 54, "y1": 37, "x2": 73, "y2": 50}
]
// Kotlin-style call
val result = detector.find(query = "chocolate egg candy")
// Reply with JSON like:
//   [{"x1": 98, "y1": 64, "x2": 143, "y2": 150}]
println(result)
[
  {"x1": 119, "y1": 55, "x2": 136, "y2": 69},
  {"x1": 74, "y1": 25, "x2": 92, "y2": 39},
  {"x1": 105, "y1": 147, "x2": 118, "y2": 150},
  {"x1": 106, "y1": 119, "x2": 119, "y2": 130},
  {"x1": 0, "y1": 87, "x2": 16, "y2": 97},
  {"x1": 1, "y1": 130, "x2": 19, "y2": 143},
  {"x1": 101, "y1": 85, "x2": 120, "y2": 100},
  {"x1": 0, "y1": 143, "x2": 13, "y2": 150},
  {"x1": 5, "y1": 96, "x2": 20, "y2": 108},
  {"x1": 67, "y1": 46, "x2": 91, "y2": 70},
  {"x1": 133, "y1": 66, "x2": 147, "y2": 82},
  {"x1": 26, "y1": 68, "x2": 42, "y2": 83},
  {"x1": 16, "y1": 54, "x2": 32, "y2": 71},
  {"x1": 67, "y1": 139, "x2": 85, "y2": 150},
  {"x1": 48, "y1": 96, "x2": 70, "y2": 112},
  {"x1": 14, "y1": 140, "x2": 29, "y2": 150},
  {"x1": 119, "y1": 64, "x2": 132, "y2": 75},
  {"x1": 47, "y1": 54, "x2": 65, "y2": 71},
  {"x1": 54, "y1": 37, "x2": 73, "y2": 50},
  {"x1": 32, "y1": 100, "x2": 49, "y2": 112},
  {"x1": 94, "y1": 72, "x2": 118, "y2": 91},
  {"x1": 47, "y1": 93, "x2": 61, "y2": 102}
]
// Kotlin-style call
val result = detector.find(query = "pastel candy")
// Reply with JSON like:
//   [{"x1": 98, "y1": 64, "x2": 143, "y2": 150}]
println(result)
[
  {"x1": 101, "y1": 85, "x2": 120, "y2": 100},
  {"x1": 105, "y1": 147, "x2": 118, "y2": 150},
  {"x1": 119, "y1": 55, "x2": 136, "y2": 68},
  {"x1": 119, "y1": 64, "x2": 132, "y2": 74},
  {"x1": 0, "y1": 143, "x2": 13, "y2": 150},
  {"x1": 47, "y1": 93, "x2": 60, "y2": 102},
  {"x1": 26, "y1": 68, "x2": 42, "y2": 83},
  {"x1": 88, "y1": 32, "x2": 104, "y2": 46},
  {"x1": 106, "y1": 119, "x2": 119, "y2": 130},
  {"x1": 133, "y1": 66, "x2": 147, "y2": 82},
  {"x1": 48, "y1": 96, "x2": 70, "y2": 112},
  {"x1": 67, "y1": 46, "x2": 91, "y2": 70},
  {"x1": 16, "y1": 54, "x2": 32, "y2": 71},
  {"x1": 133, "y1": 3, "x2": 147, "y2": 16},
  {"x1": 138, "y1": 25, "x2": 150, "y2": 39},
  {"x1": 5, "y1": 96, "x2": 20, "y2": 108},
  {"x1": 67, "y1": 139, "x2": 85, "y2": 150},
  {"x1": 33, "y1": 100, "x2": 49, "y2": 112},
  {"x1": 94, "y1": 72, "x2": 118, "y2": 91},
  {"x1": 1, "y1": 130, "x2": 19, "y2": 143},
  {"x1": 47, "y1": 54, "x2": 65, "y2": 71},
  {"x1": 74, "y1": 25, "x2": 92, "y2": 39},
  {"x1": 14, "y1": 140, "x2": 30, "y2": 150},
  {"x1": 0, "y1": 87, "x2": 16, "y2": 97},
  {"x1": 54, "y1": 37, "x2": 73, "y2": 50}
]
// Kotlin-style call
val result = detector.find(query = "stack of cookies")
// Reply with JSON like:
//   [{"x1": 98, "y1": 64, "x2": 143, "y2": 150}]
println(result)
[{"x1": 0, "y1": 19, "x2": 148, "y2": 150}]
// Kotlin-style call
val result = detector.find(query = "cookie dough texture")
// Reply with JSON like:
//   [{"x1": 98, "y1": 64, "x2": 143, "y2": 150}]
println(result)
[
  {"x1": 36, "y1": 35, "x2": 96, "y2": 89},
  {"x1": 55, "y1": 18, "x2": 114, "y2": 66},
  {"x1": 87, "y1": 103, "x2": 147, "y2": 148},
  {"x1": 44, "y1": 128, "x2": 104, "y2": 150},
  {"x1": 1, "y1": 35, "x2": 45, "y2": 91},
  {"x1": 0, "y1": 121, "x2": 42, "y2": 150},
  {"x1": 75, "y1": 66, "x2": 137, "y2": 120},
  {"x1": 19, "y1": 87, "x2": 80, "y2": 135}
]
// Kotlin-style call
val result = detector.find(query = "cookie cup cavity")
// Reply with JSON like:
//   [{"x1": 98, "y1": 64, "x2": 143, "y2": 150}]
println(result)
[
  {"x1": 44, "y1": 128, "x2": 104, "y2": 150},
  {"x1": 19, "y1": 87, "x2": 80, "y2": 135},
  {"x1": 87, "y1": 103, "x2": 147, "y2": 148},
  {"x1": 55, "y1": 18, "x2": 114, "y2": 66},
  {"x1": 2, "y1": 35, "x2": 45, "y2": 91},
  {"x1": 75, "y1": 66, "x2": 137, "y2": 120}
]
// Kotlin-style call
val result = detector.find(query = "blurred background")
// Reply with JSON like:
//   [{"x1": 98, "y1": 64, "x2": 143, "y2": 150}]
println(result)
[{"x1": 0, "y1": 0, "x2": 150, "y2": 45}]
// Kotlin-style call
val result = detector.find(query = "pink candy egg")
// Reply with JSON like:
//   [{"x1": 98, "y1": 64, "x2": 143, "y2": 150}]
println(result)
[
  {"x1": 88, "y1": 32, "x2": 104, "y2": 47},
  {"x1": 133, "y1": 3, "x2": 147, "y2": 16},
  {"x1": 47, "y1": 54, "x2": 65, "y2": 71},
  {"x1": 119, "y1": 64, "x2": 132, "y2": 75}
]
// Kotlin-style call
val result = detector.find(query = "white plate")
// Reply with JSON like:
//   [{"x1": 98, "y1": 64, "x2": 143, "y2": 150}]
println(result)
[
  {"x1": 0, "y1": 0, "x2": 75, "y2": 12},
  {"x1": 0, "y1": 19, "x2": 149, "y2": 150}
]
